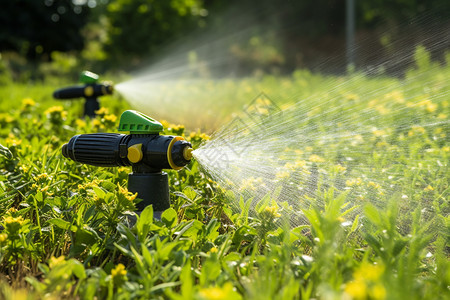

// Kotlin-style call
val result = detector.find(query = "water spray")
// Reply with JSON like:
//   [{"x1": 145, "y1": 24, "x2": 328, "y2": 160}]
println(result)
[
  {"x1": 53, "y1": 71, "x2": 114, "y2": 118},
  {"x1": 62, "y1": 110, "x2": 193, "y2": 216}
]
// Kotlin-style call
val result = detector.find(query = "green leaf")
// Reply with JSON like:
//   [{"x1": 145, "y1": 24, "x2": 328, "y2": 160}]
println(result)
[
  {"x1": 141, "y1": 243, "x2": 153, "y2": 268},
  {"x1": 162, "y1": 208, "x2": 178, "y2": 228},
  {"x1": 150, "y1": 281, "x2": 181, "y2": 293},
  {"x1": 68, "y1": 259, "x2": 86, "y2": 279},
  {"x1": 205, "y1": 218, "x2": 220, "y2": 241},
  {"x1": 158, "y1": 242, "x2": 178, "y2": 261},
  {"x1": 48, "y1": 218, "x2": 71, "y2": 230},
  {"x1": 136, "y1": 205, "x2": 153, "y2": 238},
  {"x1": 92, "y1": 186, "x2": 106, "y2": 198},
  {"x1": 75, "y1": 227, "x2": 99, "y2": 247},
  {"x1": 350, "y1": 214, "x2": 360, "y2": 233},
  {"x1": 101, "y1": 180, "x2": 117, "y2": 191},
  {"x1": 364, "y1": 203, "x2": 382, "y2": 226},
  {"x1": 182, "y1": 186, "x2": 197, "y2": 200},
  {"x1": 393, "y1": 238, "x2": 408, "y2": 257},
  {"x1": 180, "y1": 261, "x2": 192, "y2": 299},
  {"x1": 200, "y1": 258, "x2": 221, "y2": 285}
]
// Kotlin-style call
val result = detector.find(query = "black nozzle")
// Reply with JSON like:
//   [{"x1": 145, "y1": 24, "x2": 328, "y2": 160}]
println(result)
[
  {"x1": 62, "y1": 143, "x2": 69, "y2": 158},
  {"x1": 62, "y1": 133, "x2": 192, "y2": 170},
  {"x1": 63, "y1": 133, "x2": 130, "y2": 167},
  {"x1": 53, "y1": 83, "x2": 114, "y2": 117},
  {"x1": 53, "y1": 83, "x2": 113, "y2": 100},
  {"x1": 171, "y1": 140, "x2": 192, "y2": 167}
]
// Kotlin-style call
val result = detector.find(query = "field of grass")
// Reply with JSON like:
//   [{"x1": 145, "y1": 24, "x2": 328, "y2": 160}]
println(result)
[{"x1": 0, "y1": 50, "x2": 448, "y2": 299}]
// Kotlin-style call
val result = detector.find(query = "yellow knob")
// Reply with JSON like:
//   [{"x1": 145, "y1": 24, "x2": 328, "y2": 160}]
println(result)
[
  {"x1": 127, "y1": 143, "x2": 143, "y2": 163},
  {"x1": 84, "y1": 86, "x2": 94, "y2": 97}
]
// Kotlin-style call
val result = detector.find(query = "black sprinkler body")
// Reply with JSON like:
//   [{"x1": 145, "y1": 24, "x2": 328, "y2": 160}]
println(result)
[
  {"x1": 62, "y1": 110, "x2": 193, "y2": 216},
  {"x1": 53, "y1": 71, "x2": 113, "y2": 118}
]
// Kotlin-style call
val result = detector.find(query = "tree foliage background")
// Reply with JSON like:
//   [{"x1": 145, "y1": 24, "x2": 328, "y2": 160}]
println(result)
[{"x1": 0, "y1": 0, "x2": 449, "y2": 78}]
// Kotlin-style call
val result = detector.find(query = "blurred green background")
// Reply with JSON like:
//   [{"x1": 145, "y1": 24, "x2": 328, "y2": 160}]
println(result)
[{"x1": 1, "y1": 0, "x2": 449, "y2": 83}]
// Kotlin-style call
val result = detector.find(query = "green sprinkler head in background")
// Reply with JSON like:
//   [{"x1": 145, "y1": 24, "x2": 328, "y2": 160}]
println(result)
[
  {"x1": 62, "y1": 110, "x2": 193, "y2": 217},
  {"x1": 53, "y1": 71, "x2": 114, "y2": 118}
]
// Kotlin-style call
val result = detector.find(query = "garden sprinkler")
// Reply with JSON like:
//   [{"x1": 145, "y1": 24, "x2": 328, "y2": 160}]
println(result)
[
  {"x1": 61, "y1": 110, "x2": 193, "y2": 217},
  {"x1": 53, "y1": 71, "x2": 114, "y2": 118}
]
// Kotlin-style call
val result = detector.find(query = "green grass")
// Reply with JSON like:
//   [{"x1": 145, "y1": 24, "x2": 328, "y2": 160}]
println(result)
[{"x1": 0, "y1": 54, "x2": 448, "y2": 299}]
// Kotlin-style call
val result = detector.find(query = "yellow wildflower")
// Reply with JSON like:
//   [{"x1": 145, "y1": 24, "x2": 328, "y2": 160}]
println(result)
[
  {"x1": 209, "y1": 247, "x2": 218, "y2": 254},
  {"x1": 309, "y1": 154, "x2": 325, "y2": 163},
  {"x1": 160, "y1": 119, "x2": 170, "y2": 128},
  {"x1": 21, "y1": 98, "x2": 35, "y2": 109},
  {"x1": 376, "y1": 141, "x2": 388, "y2": 147},
  {"x1": 276, "y1": 170, "x2": 290, "y2": 179},
  {"x1": 0, "y1": 233, "x2": 8, "y2": 242},
  {"x1": 408, "y1": 125, "x2": 426, "y2": 137},
  {"x1": 424, "y1": 185, "x2": 434, "y2": 192},
  {"x1": 198, "y1": 283, "x2": 242, "y2": 300},
  {"x1": 437, "y1": 113, "x2": 447, "y2": 119},
  {"x1": 111, "y1": 263, "x2": 127, "y2": 277},
  {"x1": 354, "y1": 262, "x2": 384, "y2": 281},
  {"x1": 385, "y1": 90, "x2": 404, "y2": 103},
  {"x1": 371, "y1": 284, "x2": 386, "y2": 300},
  {"x1": 92, "y1": 119, "x2": 101, "y2": 127},
  {"x1": 345, "y1": 262, "x2": 386, "y2": 300},
  {"x1": 335, "y1": 164, "x2": 347, "y2": 173},
  {"x1": 255, "y1": 97, "x2": 271, "y2": 106},
  {"x1": 45, "y1": 106, "x2": 67, "y2": 123},
  {"x1": 375, "y1": 105, "x2": 390, "y2": 115},
  {"x1": 345, "y1": 280, "x2": 367, "y2": 299},
  {"x1": 263, "y1": 205, "x2": 281, "y2": 218},
  {"x1": 372, "y1": 129, "x2": 386, "y2": 137},
  {"x1": 75, "y1": 119, "x2": 86, "y2": 128},
  {"x1": 294, "y1": 149, "x2": 303, "y2": 155},
  {"x1": 0, "y1": 113, "x2": 14, "y2": 124},
  {"x1": 103, "y1": 114, "x2": 117, "y2": 123},
  {"x1": 4, "y1": 215, "x2": 24, "y2": 225},
  {"x1": 95, "y1": 107, "x2": 109, "y2": 116},
  {"x1": 49, "y1": 255, "x2": 66, "y2": 268},
  {"x1": 345, "y1": 93, "x2": 359, "y2": 101},
  {"x1": 44, "y1": 105, "x2": 64, "y2": 115},
  {"x1": 189, "y1": 131, "x2": 210, "y2": 141},
  {"x1": 34, "y1": 173, "x2": 48, "y2": 181},
  {"x1": 118, "y1": 185, "x2": 137, "y2": 201},
  {"x1": 346, "y1": 178, "x2": 363, "y2": 187},
  {"x1": 239, "y1": 177, "x2": 265, "y2": 192},
  {"x1": 434, "y1": 128, "x2": 443, "y2": 134},
  {"x1": 284, "y1": 160, "x2": 307, "y2": 171},
  {"x1": 117, "y1": 166, "x2": 130, "y2": 175},
  {"x1": 367, "y1": 181, "x2": 381, "y2": 189},
  {"x1": 368, "y1": 99, "x2": 378, "y2": 107},
  {"x1": 426, "y1": 101, "x2": 437, "y2": 113},
  {"x1": 5, "y1": 133, "x2": 22, "y2": 147}
]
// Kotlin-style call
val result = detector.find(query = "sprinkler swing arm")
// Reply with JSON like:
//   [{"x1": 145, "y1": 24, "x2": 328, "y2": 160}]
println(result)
[
  {"x1": 62, "y1": 110, "x2": 193, "y2": 217},
  {"x1": 53, "y1": 71, "x2": 114, "y2": 118}
]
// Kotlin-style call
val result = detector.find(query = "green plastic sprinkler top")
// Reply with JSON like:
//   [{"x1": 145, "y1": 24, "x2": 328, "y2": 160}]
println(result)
[
  {"x1": 118, "y1": 110, "x2": 164, "y2": 134},
  {"x1": 79, "y1": 70, "x2": 99, "y2": 84}
]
